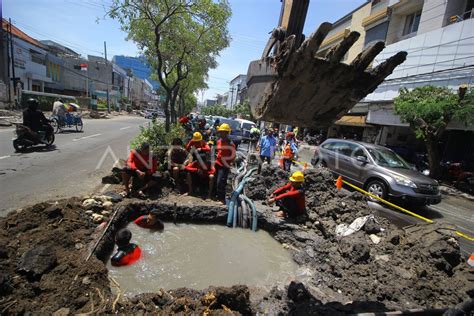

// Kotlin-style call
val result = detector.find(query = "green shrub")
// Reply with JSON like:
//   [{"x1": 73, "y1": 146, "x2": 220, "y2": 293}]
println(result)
[{"x1": 130, "y1": 120, "x2": 186, "y2": 161}]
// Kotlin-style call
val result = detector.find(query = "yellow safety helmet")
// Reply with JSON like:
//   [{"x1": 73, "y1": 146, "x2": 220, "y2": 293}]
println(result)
[
  {"x1": 217, "y1": 123, "x2": 231, "y2": 132},
  {"x1": 192, "y1": 132, "x2": 203, "y2": 141},
  {"x1": 289, "y1": 171, "x2": 305, "y2": 183}
]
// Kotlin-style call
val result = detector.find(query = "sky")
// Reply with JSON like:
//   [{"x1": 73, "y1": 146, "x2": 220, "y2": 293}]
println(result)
[{"x1": 4, "y1": 0, "x2": 367, "y2": 101}]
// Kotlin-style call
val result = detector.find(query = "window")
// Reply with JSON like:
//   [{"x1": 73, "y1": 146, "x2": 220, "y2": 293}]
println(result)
[
  {"x1": 31, "y1": 53, "x2": 45, "y2": 65},
  {"x1": 333, "y1": 142, "x2": 356, "y2": 156},
  {"x1": 353, "y1": 147, "x2": 367, "y2": 159},
  {"x1": 403, "y1": 11, "x2": 421, "y2": 36},
  {"x1": 364, "y1": 21, "x2": 389, "y2": 47}
]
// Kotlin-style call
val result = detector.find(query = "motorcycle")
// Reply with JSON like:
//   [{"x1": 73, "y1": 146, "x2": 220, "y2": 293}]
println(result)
[
  {"x1": 12, "y1": 123, "x2": 55, "y2": 152},
  {"x1": 50, "y1": 112, "x2": 83, "y2": 133}
]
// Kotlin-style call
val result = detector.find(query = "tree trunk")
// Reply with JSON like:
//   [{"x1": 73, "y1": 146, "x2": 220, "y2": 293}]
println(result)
[
  {"x1": 170, "y1": 88, "x2": 179, "y2": 124},
  {"x1": 164, "y1": 94, "x2": 171, "y2": 132},
  {"x1": 425, "y1": 138, "x2": 442, "y2": 179}
]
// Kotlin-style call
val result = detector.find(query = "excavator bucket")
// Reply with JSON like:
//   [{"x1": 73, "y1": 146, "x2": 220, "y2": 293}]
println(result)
[{"x1": 246, "y1": 22, "x2": 407, "y2": 128}]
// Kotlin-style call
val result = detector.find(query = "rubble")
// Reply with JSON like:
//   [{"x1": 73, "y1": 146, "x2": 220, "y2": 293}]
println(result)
[{"x1": 0, "y1": 166, "x2": 471, "y2": 314}]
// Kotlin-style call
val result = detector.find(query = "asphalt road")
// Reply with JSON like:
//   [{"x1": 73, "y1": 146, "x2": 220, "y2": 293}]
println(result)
[{"x1": 0, "y1": 115, "x2": 148, "y2": 216}]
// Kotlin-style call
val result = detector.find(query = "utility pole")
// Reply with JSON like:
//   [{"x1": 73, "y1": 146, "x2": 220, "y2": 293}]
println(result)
[
  {"x1": 9, "y1": 19, "x2": 16, "y2": 105},
  {"x1": 104, "y1": 41, "x2": 110, "y2": 113},
  {"x1": 1, "y1": 0, "x2": 11, "y2": 104}
]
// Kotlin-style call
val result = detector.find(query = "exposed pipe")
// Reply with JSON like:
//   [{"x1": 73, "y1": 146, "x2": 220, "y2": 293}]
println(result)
[{"x1": 241, "y1": 194, "x2": 257, "y2": 232}]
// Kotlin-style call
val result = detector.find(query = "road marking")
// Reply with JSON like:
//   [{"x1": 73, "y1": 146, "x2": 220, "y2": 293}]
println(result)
[
  {"x1": 0, "y1": 155, "x2": 11, "y2": 160},
  {"x1": 73, "y1": 133, "x2": 101, "y2": 142},
  {"x1": 120, "y1": 126, "x2": 131, "y2": 130}
]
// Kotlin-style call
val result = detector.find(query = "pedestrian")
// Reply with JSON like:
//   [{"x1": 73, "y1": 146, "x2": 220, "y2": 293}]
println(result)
[
  {"x1": 215, "y1": 123, "x2": 236, "y2": 204},
  {"x1": 257, "y1": 128, "x2": 277, "y2": 164},
  {"x1": 267, "y1": 171, "x2": 306, "y2": 218},
  {"x1": 121, "y1": 143, "x2": 159, "y2": 198},
  {"x1": 281, "y1": 132, "x2": 298, "y2": 171},
  {"x1": 111, "y1": 229, "x2": 142, "y2": 267},
  {"x1": 134, "y1": 209, "x2": 164, "y2": 230},
  {"x1": 185, "y1": 152, "x2": 215, "y2": 199}
]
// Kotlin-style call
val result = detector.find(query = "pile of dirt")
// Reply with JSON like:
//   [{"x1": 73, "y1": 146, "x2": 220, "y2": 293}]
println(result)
[
  {"x1": 247, "y1": 165, "x2": 473, "y2": 313},
  {"x1": 0, "y1": 199, "x2": 111, "y2": 314}
]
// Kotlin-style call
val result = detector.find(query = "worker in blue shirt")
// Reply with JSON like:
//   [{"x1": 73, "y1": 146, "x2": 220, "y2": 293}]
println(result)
[{"x1": 257, "y1": 128, "x2": 277, "y2": 164}]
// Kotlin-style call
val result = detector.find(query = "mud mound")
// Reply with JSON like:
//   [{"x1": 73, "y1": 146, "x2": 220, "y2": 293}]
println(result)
[
  {"x1": 245, "y1": 165, "x2": 289, "y2": 200},
  {"x1": 0, "y1": 199, "x2": 111, "y2": 314}
]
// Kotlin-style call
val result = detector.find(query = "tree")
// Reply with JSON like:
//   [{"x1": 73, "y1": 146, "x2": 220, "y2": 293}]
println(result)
[
  {"x1": 233, "y1": 100, "x2": 252, "y2": 119},
  {"x1": 394, "y1": 85, "x2": 474, "y2": 179},
  {"x1": 109, "y1": 0, "x2": 231, "y2": 131}
]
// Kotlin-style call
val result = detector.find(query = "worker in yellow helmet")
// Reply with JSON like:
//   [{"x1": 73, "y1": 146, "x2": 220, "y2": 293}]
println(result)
[
  {"x1": 215, "y1": 123, "x2": 236, "y2": 203},
  {"x1": 267, "y1": 171, "x2": 306, "y2": 218},
  {"x1": 186, "y1": 132, "x2": 210, "y2": 154}
]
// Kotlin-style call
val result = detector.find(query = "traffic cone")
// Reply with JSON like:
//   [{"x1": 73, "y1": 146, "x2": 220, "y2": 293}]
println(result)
[
  {"x1": 468, "y1": 253, "x2": 474, "y2": 267},
  {"x1": 336, "y1": 176, "x2": 343, "y2": 191}
]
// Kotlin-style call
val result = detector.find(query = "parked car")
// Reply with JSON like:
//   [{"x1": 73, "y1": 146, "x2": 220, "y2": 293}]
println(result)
[{"x1": 312, "y1": 139, "x2": 441, "y2": 206}]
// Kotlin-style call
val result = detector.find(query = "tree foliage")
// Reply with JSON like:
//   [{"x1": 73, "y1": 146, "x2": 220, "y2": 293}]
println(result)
[
  {"x1": 109, "y1": 0, "x2": 231, "y2": 131},
  {"x1": 394, "y1": 85, "x2": 474, "y2": 178},
  {"x1": 201, "y1": 99, "x2": 253, "y2": 118}
]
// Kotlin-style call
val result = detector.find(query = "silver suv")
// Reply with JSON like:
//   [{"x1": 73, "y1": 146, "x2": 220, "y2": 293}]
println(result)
[{"x1": 312, "y1": 139, "x2": 441, "y2": 205}]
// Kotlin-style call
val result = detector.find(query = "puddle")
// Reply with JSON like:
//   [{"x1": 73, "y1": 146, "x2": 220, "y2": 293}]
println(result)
[{"x1": 108, "y1": 222, "x2": 298, "y2": 296}]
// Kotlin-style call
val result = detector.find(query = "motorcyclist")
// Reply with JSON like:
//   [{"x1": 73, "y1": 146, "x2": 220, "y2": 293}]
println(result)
[{"x1": 22, "y1": 98, "x2": 53, "y2": 143}]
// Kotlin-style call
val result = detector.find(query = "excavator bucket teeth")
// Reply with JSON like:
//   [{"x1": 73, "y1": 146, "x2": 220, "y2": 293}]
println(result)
[{"x1": 246, "y1": 23, "x2": 407, "y2": 128}]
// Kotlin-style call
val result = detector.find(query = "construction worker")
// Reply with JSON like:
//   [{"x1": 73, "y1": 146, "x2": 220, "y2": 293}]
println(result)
[
  {"x1": 111, "y1": 229, "x2": 142, "y2": 267},
  {"x1": 257, "y1": 128, "x2": 277, "y2": 164},
  {"x1": 185, "y1": 152, "x2": 215, "y2": 199},
  {"x1": 249, "y1": 125, "x2": 261, "y2": 152},
  {"x1": 167, "y1": 138, "x2": 189, "y2": 189},
  {"x1": 267, "y1": 171, "x2": 306, "y2": 218},
  {"x1": 134, "y1": 209, "x2": 164, "y2": 230},
  {"x1": 121, "y1": 143, "x2": 159, "y2": 198},
  {"x1": 281, "y1": 132, "x2": 298, "y2": 171},
  {"x1": 186, "y1": 132, "x2": 211, "y2": 154},
  {"x1": 215, "y1": 123, "x2": 236, "y2": 203}
]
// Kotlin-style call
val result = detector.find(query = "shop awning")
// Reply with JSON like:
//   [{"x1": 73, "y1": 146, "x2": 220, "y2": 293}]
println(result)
[
  {"x1": 334, "y1": 115, "x2": 370, "y2": 127},
  {"x1": 366, "y1": 109, "x2": 408, "y2": 127}
]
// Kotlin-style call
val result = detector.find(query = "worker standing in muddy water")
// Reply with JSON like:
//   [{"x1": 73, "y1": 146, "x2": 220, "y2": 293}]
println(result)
[
  {"x1": 111, "y1": 229, "x2": 142, "y2": 266},
  {"x1": 267, "y1": 171, "x2": 306, "y2": 218},
  {"x1": 134, "y1": 209, "x2": 164, "y2": 230},
  {"x1": 215, "y1": 123, "x2": 236, "y2": 204},
  {"x1": 185, "y1": 152, "x2": 216, "y2": 199}
]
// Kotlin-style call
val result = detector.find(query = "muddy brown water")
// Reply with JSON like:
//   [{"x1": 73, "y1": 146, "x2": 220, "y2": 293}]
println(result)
[{"x1": 107, "y1": 222, "x2": 299, "y2": 296}]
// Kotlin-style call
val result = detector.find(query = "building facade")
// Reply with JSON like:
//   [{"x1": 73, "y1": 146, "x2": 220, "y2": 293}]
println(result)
[
  {"x1": 318, "y1": 0, "x2": 474, "y2": 164},
  {"x1": 227, "y1": 74, "x2": 247, "y2": 109}
]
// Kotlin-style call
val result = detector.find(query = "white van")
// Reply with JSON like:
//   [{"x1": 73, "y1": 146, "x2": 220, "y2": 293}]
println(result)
[{"x1": 235, "y1": 118, "x2": 256, "y2": 139}]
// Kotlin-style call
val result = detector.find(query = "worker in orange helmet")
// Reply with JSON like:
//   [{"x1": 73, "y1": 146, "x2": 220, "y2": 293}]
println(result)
[{"x1": 267, "y1": 171, "x2": 306, "y2": 218}]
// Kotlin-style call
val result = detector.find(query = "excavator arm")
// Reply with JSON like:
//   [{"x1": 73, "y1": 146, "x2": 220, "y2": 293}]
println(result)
[{"x1": 246, "y1": 0, "x2": 407, "y2": 128}]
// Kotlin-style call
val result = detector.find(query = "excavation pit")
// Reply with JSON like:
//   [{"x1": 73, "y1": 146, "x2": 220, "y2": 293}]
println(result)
[{"x1": 107, "y1": 222, "x2": 298, "y2": 296}]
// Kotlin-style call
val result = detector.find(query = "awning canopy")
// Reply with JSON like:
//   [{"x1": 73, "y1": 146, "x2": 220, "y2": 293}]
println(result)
[
  {"x1": 335, "y1": 115, "x2": 370, "y2": 127},
  {"x1": 366, "y1": 109, "x2": 408, "y2": 127}
]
